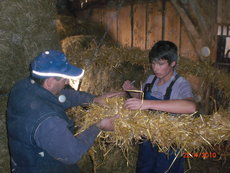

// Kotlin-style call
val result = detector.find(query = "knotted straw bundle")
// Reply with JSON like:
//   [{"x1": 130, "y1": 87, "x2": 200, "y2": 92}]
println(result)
[{"x1": 71, "y1": 96, "x2": 230, "y2": 155}]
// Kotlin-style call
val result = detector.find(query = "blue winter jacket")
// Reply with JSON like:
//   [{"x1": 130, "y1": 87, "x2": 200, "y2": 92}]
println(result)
[{"x1": 7, "y1": 77, "x2": 100, "y2": 173}]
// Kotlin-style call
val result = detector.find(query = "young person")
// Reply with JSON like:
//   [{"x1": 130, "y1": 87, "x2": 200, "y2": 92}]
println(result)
[{"x1": 122, "y1": 41, "x2": 196, "y2": 173}]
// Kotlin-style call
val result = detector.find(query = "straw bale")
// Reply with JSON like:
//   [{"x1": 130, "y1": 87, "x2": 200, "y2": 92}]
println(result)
[
  {"x1": 62, "y1": 33, "x2": 230, "y2": 104},
  {"x1": 61, "y1": 35, "x2": 96, "y2": 51},
  {"x1": 0, "y1": 96, "x2": 10, "y2": 173},
  {"x1": 56, "y1": 15, "x2": 116, "y2": 47},
  {"x1": 0, "y1": 0, "x2": 60, "y2": 92},
  {"x1": 0, "y1": 1, "x2": 60, "y2": 172},
  {"x1": 178, "y1": 58, "x2": 230, "y2": 99},
  {"x1": 56, "y1": 11, "x2": 230, "y2": 171},
  {"x1": 78, "y1": 144, "x2": 137, "y2": 173},
  {"x1": 62, "y1": 46, "x2": 148, "y2": 95},
  {"x1": 69, "y1": 97, "x2": 230, "y2": 155}
]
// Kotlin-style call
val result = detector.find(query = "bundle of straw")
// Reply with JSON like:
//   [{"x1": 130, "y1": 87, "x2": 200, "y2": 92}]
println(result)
[{"x1": 72, "y1": 96, "x2": 230, "y2": 154}]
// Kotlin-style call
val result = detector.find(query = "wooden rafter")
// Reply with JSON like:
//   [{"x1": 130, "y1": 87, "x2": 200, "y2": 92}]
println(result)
[{"x1": 170, "y1": 0, "x2": 204, "y2": 60}]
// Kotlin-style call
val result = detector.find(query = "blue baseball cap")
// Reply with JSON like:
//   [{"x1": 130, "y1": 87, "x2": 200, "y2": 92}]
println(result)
[{"x1": 31, "y1": 50, "x2": 84, "y2": 80}]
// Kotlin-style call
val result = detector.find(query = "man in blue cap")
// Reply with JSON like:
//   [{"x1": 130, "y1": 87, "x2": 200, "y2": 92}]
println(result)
[{"x1": 7, "y1": 50, "x2": 123, "y2": 173}]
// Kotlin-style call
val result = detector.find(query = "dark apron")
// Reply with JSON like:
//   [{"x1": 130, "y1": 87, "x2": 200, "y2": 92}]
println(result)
[{"x1": 136, "y1": 75, "x2": 184, "y2": 173}]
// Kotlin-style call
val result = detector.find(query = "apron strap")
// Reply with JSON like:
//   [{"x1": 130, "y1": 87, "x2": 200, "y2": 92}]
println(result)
[
  {"x1": 144, "y1": 74, "x2": 180, "y2": 100},
  {"x1": 164, "y1": 74, "x2": 180, "y2": 100},
  {"x1": 143, "y1": 76, "x2": 157, "y2": 94}
]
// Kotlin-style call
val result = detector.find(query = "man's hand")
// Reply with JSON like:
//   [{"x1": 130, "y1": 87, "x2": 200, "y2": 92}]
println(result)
[
  {"x1": 124, "y1": 98, "x2": 146, "y2": 110},
  {"x1": 93, "y1": 91, "x2": 125, "y2": 105},
  {"x1": 96, "y1": 115, "x2": 119, "y2": 131},
  {"x1": 101, "y1": 91, "x2": 126, "y2": 98}
]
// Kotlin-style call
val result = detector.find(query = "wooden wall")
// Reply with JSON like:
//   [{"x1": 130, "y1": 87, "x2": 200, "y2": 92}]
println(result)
[
  {"x1": 217, "y1": 0, "x2": 230, "y2": 24},
  {"x1": 87, "y1": 1, "x2": 198, "y2": 61}
]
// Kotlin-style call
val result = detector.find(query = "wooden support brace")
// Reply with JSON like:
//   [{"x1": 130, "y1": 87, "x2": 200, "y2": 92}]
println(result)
[{"x1": 170, "y1": 0, "x2": 204, "y2": 60}]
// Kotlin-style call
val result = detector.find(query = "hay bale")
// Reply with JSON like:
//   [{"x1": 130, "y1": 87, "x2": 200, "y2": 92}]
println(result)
[
  {"x1": 61, "y1": 34, "x2": 230, "y2": 108},
  {"x1": 0, "y1": 96, "x2": 10, "y2": 173},
  {"x1": 0, "y1": 0, "x2": 60, "y2": 92},
  {"x1": 62, "y1": 46, "x2": 148, "y2": 95},
  {"x1": 56, "y1": 15, "x2": 116, "y2": 47},
  {"x1": 61, "y1": 35, "x2": 96, "y2": 52},
  {"x1": 0, "y1": 1, "x2": 60, "y2": 172},
  {"x1": 70, "y1": 97, "x2": 230, "y2": 155},
  {"x1": 178, "y1": 58, "x2": 230, "y2": 113},
  {"x1": 78, "y1": 144, "x2": 137, "y2": 173},
  {"x1": 178, "y1": 58, "x2": 230, "y2": 99},
  {"x1": 62, "y1": 35, "x2": 230, "y2": 171}
]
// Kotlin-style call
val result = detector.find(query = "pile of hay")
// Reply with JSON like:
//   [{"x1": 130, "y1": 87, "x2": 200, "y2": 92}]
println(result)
[
  {"x1": 70, "y1": 96, "x2": 230, "y2": 156},
  {"x1": 58, "y1": 12, "x2": 230, "y2": 172},
  {"x1": 0, "y1": 96, "x2": 10, "y2": 173},
  {"x1": 57, "y1": 15, "x2": 116, "y2": 47},
  {"x1": 0, "y1": 1, "x2": 60, "y2": 172},
  {"x1": 0, "y1": 0, "x2": 60, "y2": 93},
  {"x1": 61, "y1": 33, "x2": 230, "y2": 109},
  {"x1": 62, "y1": 46, "x2": 148, "y2": 95},
  {"x1": 178, "y1": 58, "x2": 230, "y2": 99}
]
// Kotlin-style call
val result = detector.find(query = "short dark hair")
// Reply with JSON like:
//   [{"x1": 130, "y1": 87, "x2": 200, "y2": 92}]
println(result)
[{"x1": 149, "y1": 41, "x2": 178, "y2": 64}]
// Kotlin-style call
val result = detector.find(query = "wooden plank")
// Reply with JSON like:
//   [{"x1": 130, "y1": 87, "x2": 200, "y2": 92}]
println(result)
[
  {"x1": 133, "y1": 3, "x2": 146, "y2": 50},
  {"x1": 117, "y1": 5, "x2": 132, "y2": 47},
  {"x1": 91, "y1": 8, "x2": 103, "y2": 24},
  {"x1": 101, "y1": 8, "x2": 118, "y2": 42},
  {"x1": 164, "y1": 1, "x2": 180, "y2": 47},
  {"x1": 146, "y1": 2, "x2": 163, "y2": 50},
  {"x1": 223, "y1": 0, "x2": 230, "y2": 24},
  {"x1": 180, "y1": 24, "x2": 198, "y2": 61},
  {"x1": 217, "y1": 0, "x2": 230, "y2": 24}
]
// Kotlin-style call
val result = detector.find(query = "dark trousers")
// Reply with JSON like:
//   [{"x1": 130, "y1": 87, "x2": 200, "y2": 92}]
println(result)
[{"x1": 136, "y1": 141, "x2": 184, "y2": 173}]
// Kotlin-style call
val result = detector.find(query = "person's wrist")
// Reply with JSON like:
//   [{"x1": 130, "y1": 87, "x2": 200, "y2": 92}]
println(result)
[
  {"x1": 96, "y1": 122, "x2": 102, "y2": 130},
  {"x1": 144, "y1": 100, "x2": 153, "y2": 109},
  {"x1": 93, "y1": 123, "x2": 101, "y2": 132},
  {"x1": 93, "y1": 96, "x2": 99, "y2": 103}
]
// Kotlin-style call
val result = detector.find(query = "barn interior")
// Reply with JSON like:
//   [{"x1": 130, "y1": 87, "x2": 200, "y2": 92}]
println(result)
[{"x1": 0, "y1": 0, "x2": 230, "y2": 172}]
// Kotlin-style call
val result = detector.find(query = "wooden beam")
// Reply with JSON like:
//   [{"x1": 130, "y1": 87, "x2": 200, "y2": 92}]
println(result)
[
  {"x1": 189, "y1": 0, "x2": 209, "y2": 41},
  {"x1": 170, "y1": 0, "x2": 203, "y2": 60},
  {"x1": 188, "y1": 0, "x2": 217, "y2": 62},
  {"x1": 171, "y1": 0, "x2": 199, "y2": 38}
]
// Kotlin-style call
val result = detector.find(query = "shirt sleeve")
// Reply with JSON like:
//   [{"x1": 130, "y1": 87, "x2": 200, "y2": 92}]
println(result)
[
  {"x1": 60, "y1": 89, "x2": 96, "y2": 109},
  {"x1": 178, "y1": 80, "x2": 194, "y2": 99},
  {"x1": 171, "y1": 77, "x2": 194, "y2": 99},
  {"x1": 34, "y1": 116, "x2": 100, "y2": 164}
]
